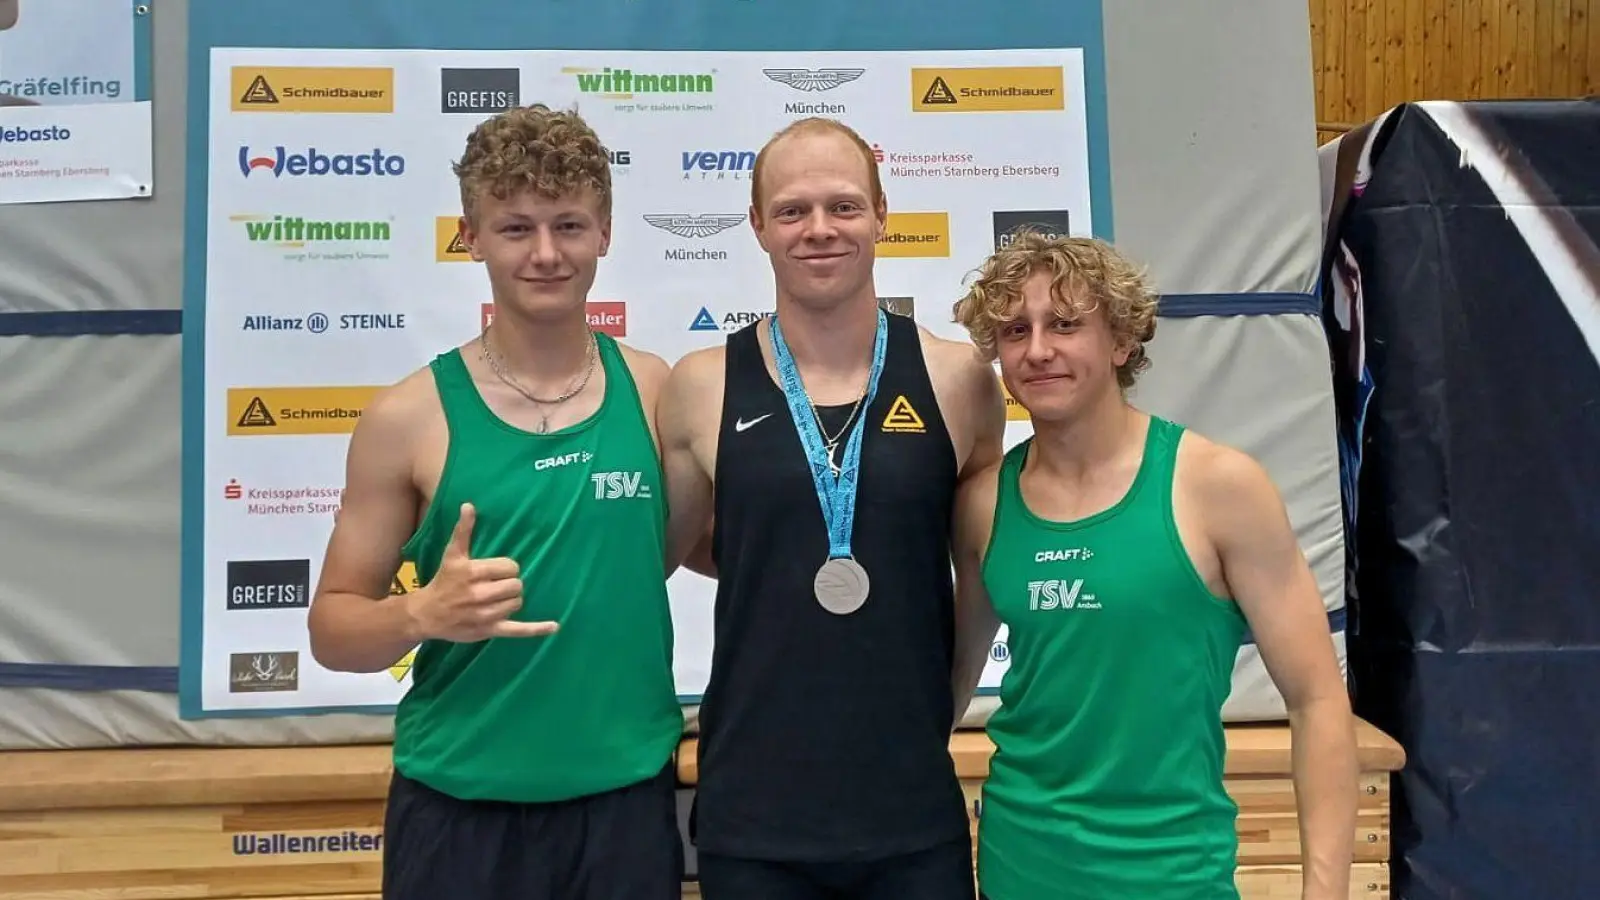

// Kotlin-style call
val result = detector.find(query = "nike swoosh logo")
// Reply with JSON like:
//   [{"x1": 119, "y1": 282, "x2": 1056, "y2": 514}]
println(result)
[{"x1": 735, "y1": 414, "x2": 772, "y2": 432}]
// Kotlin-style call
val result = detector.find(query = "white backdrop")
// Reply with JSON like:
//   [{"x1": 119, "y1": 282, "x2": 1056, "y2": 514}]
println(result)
[{"x1": 194, "y1": 46, "x2": 1091, "y2": 715}]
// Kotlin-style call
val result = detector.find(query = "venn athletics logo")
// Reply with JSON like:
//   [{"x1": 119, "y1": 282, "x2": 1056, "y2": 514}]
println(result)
[{"x1": 237, "y1": 145, "x2": 407, "y2": 179}]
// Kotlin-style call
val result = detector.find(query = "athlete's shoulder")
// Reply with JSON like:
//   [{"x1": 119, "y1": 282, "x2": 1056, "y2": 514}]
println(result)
[
  {"x1": 363, "y1": 353, "x2": 448, "y2": 427},
  {"x1": 1173, "y1": 423, "x2": 1283, "y2": 512},
  {"x1": 665, "y1": 344, "x2": 728, "y2": 391},
  {"x1": 611, "y1": 338, "x2": 671, "y2": 392}
]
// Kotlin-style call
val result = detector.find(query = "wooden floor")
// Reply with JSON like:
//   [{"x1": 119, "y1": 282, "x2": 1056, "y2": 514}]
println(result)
[{"x1": 0, "y1": 720, "x2": 1405, "y2": 899}]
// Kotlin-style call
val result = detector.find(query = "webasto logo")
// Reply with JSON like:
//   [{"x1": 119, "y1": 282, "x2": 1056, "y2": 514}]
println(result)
[
  {"x1": 566, "y1": 66, "x2": 714, "y2": 97},
  {"x1": 238, "y1": 145, "x2": 405, "y2": 178},
  {"x1": 0, "y1": 124, "x2": 70, "y2": 144}
]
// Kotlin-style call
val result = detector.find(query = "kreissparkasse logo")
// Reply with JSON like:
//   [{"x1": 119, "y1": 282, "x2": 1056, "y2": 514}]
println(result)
[
  {"x1": 993, "y1": 210, "x2": 1072, "y2": 250},
  {"x1": 643, "y1": 213, "x2": 745, "y2": 239},
  {"x1": 876, "y1": 212, "x2": 950, "y2": 258},
  {"x1": 440, "y1": 68, "x2": 520, "y2": 114},
  {"x1": 227, "y1": 386, "x2": 380, "y2": 436},
  {"x1": 763, "y1": 67, "x2": 865, "y2": 92},
  {"x1": 231, "y1": 66, "x2": 394, "y2": 114},
  {"x1": 229, "y1": 651, "x2": 300, "y2": 693},
  {"x1": 911, "y1": 66, "x2": 1065, "y2": 113},
  {"x1": 226, "y1": 559, "x2": 312, "y2": 610},
  {"x1": 878, "y1": 296, "x2": 915, "y2": 318}
]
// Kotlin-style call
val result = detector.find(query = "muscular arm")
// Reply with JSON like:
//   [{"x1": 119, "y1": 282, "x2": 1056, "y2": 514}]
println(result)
[
  {"x1": 1202, "y1": 448, "x2": 1359, "y2": 900},
  {"x1": 657, "y1": 349, "x2": 721, "y2": 577},
  {"x1": 950, "y1": 465, "x2": 1002, "y2": 728},
  {"x1": 306, "y1": 382, "x2": 427, "y2": 674},
  {"x1": 937, "y1": 340, "x2": 1008, "y2": 727}
]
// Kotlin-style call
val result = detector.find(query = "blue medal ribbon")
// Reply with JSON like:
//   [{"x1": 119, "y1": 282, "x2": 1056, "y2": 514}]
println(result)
[{"x1": 769, "y1": 308, "x2": 889, "y2": 561}]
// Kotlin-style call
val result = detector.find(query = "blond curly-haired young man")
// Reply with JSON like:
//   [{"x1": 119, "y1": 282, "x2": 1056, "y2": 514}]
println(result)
[{"x1": 308, "y1": 104, "x2": 683, "y2": 900}]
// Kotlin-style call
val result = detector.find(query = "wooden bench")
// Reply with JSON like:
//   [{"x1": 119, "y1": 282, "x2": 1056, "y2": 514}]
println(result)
[{"x1": 0, "y1": 720, "x2": 1404, "y2": 899}]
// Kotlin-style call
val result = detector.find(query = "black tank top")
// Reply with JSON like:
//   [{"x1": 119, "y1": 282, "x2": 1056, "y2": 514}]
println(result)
[{"x1": 693, "y1": 312, "x2": 970, "y2": 862}]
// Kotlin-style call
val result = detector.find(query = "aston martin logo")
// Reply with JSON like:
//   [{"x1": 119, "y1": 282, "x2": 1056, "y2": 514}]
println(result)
[
  {"x1": 643, "y1": 214, "x2": 747, "y2": 239},
  {"x1": 762, "y1": 68, "x2": 865, "y2": 92}
]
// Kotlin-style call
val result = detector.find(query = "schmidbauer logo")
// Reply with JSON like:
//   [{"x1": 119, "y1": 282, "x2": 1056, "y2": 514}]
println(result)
[
  {"x1": 231, "y1": 66, "x2": 395, "y2": 114},
  {"x1": 0, "y1": 124, "x2": 70, "y2": 144},
  {"x1": 911, "y1": 66, "x2": 1066, "y2": 113},
  {"x1": 644, "y1": 213, "x2": 744, "y2": 263},
  {"x1": 238, "y1": 145, "x2": 406, "y2": 179}
]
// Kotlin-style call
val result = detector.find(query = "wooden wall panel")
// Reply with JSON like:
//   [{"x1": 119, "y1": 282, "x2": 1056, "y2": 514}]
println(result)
[{"x1": 1311, "y1": 0, "x2": 1599, "y2": 143}]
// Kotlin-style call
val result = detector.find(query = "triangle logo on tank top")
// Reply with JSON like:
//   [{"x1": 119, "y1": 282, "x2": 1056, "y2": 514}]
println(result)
[{"x1": 881, "y1": 395, "x2": 926, "y2": 433}]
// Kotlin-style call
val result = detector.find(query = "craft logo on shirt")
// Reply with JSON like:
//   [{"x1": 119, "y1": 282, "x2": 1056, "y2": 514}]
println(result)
[
  {"x1": 231, "y1": 67, "x2": 395, "y2": 114},
  {"x1": 227, "y1": 386, "x2": 380, "y2": 436},
  {"x1": 876, "y1": 212, "x2": 950, "y2": 258},
  {"x1": 226, "y1": 559, "x2": 311, "y2": 611},
  {"x1": 229, "y1": 651, "x2": 299, "y2": 693},
  {"x1": 993, "y1": 210, "x2": 1072, "y2": 250},
  {"x1": 911, "y1": 67, "x2": 1065, "y2": 113},
  {"x1": 881, "y1": 395, "x2": 927, "y2": 434},
  {"x1": 436, "y1": 216, "x2": 472, "y2": 262},
  {"x1": 439, "y1": 67, "x2": 520, "y2": 114}
]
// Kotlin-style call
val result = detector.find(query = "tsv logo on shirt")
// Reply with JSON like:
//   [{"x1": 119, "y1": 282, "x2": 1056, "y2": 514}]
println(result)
[
  {"x1": 1026, "y1": 578, "x2": 1101, "y2": 611},
  {"x1": 591, "y1": 471, "x2": 653, "y2": 500}
]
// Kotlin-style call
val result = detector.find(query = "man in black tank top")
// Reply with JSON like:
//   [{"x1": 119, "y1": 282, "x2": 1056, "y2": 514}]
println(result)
[{"x1": 659, "y1": 118, "x2": 1007, "y2": 899}]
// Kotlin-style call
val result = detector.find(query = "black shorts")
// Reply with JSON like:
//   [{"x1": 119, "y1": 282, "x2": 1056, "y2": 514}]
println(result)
[
  {"x1": 381, "y1": 764, "x2": 683, "y2": 900},
  {"x1": 695, "y1": 836, "x2": 975, "y2": 900}
]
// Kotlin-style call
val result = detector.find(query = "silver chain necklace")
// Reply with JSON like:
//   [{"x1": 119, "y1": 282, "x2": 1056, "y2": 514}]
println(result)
[{"x1": 478, "y1": 324, "x2": 598, "y2": 434}]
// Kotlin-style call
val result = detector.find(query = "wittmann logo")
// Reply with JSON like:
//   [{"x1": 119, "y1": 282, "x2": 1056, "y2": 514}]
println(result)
[
  {"x1": 993, "y1": 210, "x2": 1072, "y2": 249},
  {"x1": 440, "y1": 68, "x2": 520, "y2": 114},
  {"x1": 227, "y1": 559, "x2": 311, "y2": 610},
  {"x1": 229, "y1": 651, "x2": 299, "y2": 693}
]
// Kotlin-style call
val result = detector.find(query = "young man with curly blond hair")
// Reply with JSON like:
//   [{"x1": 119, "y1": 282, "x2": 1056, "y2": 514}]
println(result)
[
  {"x1": 307, "y1": 104, "x2": 683, "y2": 900},
  {"x1": 947, "y1": 232, "x2": 1360, "y2": 900}
]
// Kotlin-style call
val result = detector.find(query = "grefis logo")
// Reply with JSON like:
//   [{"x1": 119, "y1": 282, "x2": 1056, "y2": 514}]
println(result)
[
  {"x1": 0, "y1": 124, "x2": 70, "y2": 144},
  {"x1": 237, "y1": 145, "x2": 406, "y2": 179},
  {"x1": 682, "y1": 149, "x2": 754, "y2": 182}
]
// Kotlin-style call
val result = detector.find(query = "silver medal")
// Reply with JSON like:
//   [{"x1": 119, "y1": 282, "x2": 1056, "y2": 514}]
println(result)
[{"x1": 814, "y1": 557, "x2": 870, "y2": 615}]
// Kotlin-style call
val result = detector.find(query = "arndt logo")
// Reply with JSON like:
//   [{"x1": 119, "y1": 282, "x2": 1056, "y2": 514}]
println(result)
[
  {"x1": 238, "y1": 145, "x2": 406, "y2": 179},
  {"x1": 227, "y1": 386, "x2": 380, "y2": 436},
  {"x1": 876, "y1": 212, "x2": 950, "y2": 258},
  {"x1": 231, "y1": 67, "x2": 394, "y2": 114},
  {"x1": 563, "y1": 65, "x2": 715, "y2": 98},
  {"x1": 911, "y1": 66, "x2": 1065, "y2": 113}
]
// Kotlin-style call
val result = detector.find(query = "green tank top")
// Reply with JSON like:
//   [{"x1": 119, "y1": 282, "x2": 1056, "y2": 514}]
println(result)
[
  {"x1": 392, "y1": 332, "x2": 681, "y2": 804},
  {"x1": 977, "y1": 415, "x2": 1249, "y2": 900}
]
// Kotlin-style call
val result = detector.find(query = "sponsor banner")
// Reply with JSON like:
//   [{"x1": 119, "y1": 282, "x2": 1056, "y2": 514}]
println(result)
[
  {"x1": 187, "y1": 45, "x2": 1094, "y2": 715},
  {"x1": 0, "y1": 0, "x2": 151, "y2": 205}
]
